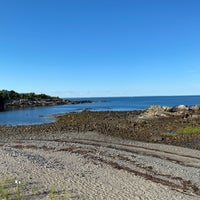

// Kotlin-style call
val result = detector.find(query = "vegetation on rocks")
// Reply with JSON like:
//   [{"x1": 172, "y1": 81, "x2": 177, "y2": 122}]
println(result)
[
  {"x1": 0, "y1": 89, "x2": 92, "y2": 111},
  {"x1": 0, "y1": 90, "x2": 58, "y2": 101},
  {"x1": 0, "y1": 90, "x2": 65, "y2": 111}
]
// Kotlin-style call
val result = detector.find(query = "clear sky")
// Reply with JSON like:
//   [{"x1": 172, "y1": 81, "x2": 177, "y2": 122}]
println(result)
[{"x1": 0, "y1": 0, "x2": 200, "y2": 97}]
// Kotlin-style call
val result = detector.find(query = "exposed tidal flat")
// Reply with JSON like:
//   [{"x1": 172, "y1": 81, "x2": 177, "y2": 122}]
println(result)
[
  {"x1": 1, "y1": 96, "x2": 200, "y2": 199},
  {"x1": 1, "y1": 105, "x2": 200, "y2": 149}
]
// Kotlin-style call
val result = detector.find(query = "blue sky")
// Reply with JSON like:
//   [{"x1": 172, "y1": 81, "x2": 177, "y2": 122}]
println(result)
[{"x1": 0, "y1": 0, "x2": 200, "y2": 97}]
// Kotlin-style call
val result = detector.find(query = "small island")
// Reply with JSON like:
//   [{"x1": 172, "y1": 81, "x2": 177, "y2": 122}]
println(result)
[{"x1": 0, "y1": 90, "x2": 92, "y2": 111}]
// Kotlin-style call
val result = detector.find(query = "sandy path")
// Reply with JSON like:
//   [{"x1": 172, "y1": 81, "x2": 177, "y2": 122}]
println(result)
[{"x1": 0, "y1": 131, "x2": 200, "y2": 199}]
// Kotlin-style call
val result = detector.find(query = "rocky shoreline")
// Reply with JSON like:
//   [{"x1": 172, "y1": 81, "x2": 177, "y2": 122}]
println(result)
[
  {"x1": 2, "y1": 98, "x2": 93, "y2": 111},
  {"x1": 1, "y1": 104, "x2": 200, "y2": 149},
  {"x1": 0, "y1": 90, "x2": 93, "y2": 111}
]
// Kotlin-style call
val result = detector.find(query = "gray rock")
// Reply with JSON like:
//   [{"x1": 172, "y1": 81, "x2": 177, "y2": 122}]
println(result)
[
  {"x1": 192, "y1": 105, "x2": 200, "y2": 112},
  {"x1": 163, "y1": 106, "x2": 174, "y2": 112},
  {"x1": 177, "y1": 105, "x2": 189, "y2": 111},
  {"x1": 149, "y1": 135, "x2": 165, "y2": 142},
  {"x1": 190, "y1": 114, "x2": 200, "y2": 119}
]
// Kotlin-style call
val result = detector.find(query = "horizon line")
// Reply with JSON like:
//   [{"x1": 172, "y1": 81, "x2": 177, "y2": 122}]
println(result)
[{"x1": 65, "y1": 94, "x2": 200, "y2": 99}]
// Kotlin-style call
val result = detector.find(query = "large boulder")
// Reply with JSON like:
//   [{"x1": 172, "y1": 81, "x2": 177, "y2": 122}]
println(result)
[
  {"x1": 139, "y1": 105, "x2": 171, "y2": 119},
  {"x1": 192, "y1": 105, "x2": 200, "y2": 112},
  {"x1": 146, "y1": 105, "x2": 165, "y2": 113},
  {"x1": 177, "y1": 105, "x2": 189, "y2": 112},
  {"x1": 162, "y1": 106, "x2": 174, "y2": 112}
]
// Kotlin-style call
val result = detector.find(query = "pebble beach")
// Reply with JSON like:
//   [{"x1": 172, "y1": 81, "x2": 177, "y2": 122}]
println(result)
[
  {"x1": 0, "y1": 130, "x2": 200, "y2": 199},
  {"x1": 1, "y1": 107, "x2": 200, "y2": 199}
]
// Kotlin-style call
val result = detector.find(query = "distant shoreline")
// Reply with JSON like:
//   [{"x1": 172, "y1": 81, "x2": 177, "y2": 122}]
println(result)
[
  {"x1": 67, "y1": 94, "x2": 200, "y2": 99},
  {"x1": 3, "y1": 98, "x2": 93, "y2": 111}
]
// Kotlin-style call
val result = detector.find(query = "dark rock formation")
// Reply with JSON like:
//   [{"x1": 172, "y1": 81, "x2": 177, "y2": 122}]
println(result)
[
  {"x1": 4, "y1": 98, "x2": 93, "y2": 110},
  {"x1": 0, "y1": 99, "x2": 5, "y2": 111},
  {"x1": 0, "y1": 90, "x2": 93, "y2": 111},
  {"x1": 68, "y1": 100, "x2": 93, "y2": 104}
]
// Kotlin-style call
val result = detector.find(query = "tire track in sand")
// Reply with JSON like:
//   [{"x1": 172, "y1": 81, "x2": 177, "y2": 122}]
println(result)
[{"x1": 5, "y1": 137, "x2": 200, "y2": 197}]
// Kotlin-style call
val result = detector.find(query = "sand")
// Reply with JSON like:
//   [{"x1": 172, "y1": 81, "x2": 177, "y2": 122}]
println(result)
[{"x1": 0, "y1": 131, "x2": 200, "y2": 199}]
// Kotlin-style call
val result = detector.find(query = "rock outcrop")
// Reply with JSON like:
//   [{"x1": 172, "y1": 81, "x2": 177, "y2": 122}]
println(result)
[
  {"x1": 192, "y1": 105, "x2": 200, "y2": 112},
  {"x1": 0, "y1": 99, "x2": 4, "y2": 111},
  {"x1": 2, "y1": 98, "x2": 93, "y2": 111},
  {"x1": 177, "y1": 105, "x2": 189, "y2": 112},
  {"x1": 0, "y1": 90, "x2": 93, "y2": 111},
  {"x1": 139, "y1": 104, "x2": 200, "y2": 120}
]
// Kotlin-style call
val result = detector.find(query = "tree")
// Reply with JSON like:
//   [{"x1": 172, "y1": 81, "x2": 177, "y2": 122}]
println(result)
[
  {"x1": 0, "y1": 90, "x2": 9, "y2": 100},
  {"x1": 9, "y1": 90, "x2": 20, "y2": 99},
  {"x1": 27, "y1": 92, "x2": 36, "y2": 100}
]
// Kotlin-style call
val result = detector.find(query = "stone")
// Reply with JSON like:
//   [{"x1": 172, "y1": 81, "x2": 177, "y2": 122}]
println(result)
[
  {"x1": 177, "y1": 105, "x2": 189, "y2": 111},
  {"x1": 190, "y1": 114, "x2": 200, "y2": 119},
  {"x1": 192, "y1": 105, "x2": 200, "y2": 112},
  {"x1": 149, "y1": 135, "x2": 165, "y2": 142},
  {"x1": 170, "y1": 106, "x2": 178, "y2": 112},
  {"x1": 163, "y1": 106, "x2": 173, "y2": 112}
]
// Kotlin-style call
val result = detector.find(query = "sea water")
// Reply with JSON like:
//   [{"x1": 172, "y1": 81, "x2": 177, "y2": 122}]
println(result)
[{"x1": 0, "y1": 96, "x2": 200, "y2": 125}]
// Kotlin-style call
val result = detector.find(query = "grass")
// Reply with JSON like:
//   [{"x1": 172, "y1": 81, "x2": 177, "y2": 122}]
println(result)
[
  {"x1": 176, "y1": 126, "x2": 200, "y2": 135},
  {"x1": 162, "y1": 126, "x2": 200, "y2": 137},
  {"x1": 0, "y1": 177, "x2": 24, "y2": 200},
  {"x1": 0, "y1": 177, "x2": 10, "y2": 200},
  {"x1": 0, "y1": 177, "x2": 70, "y2": 200},
  {"x1": 47, "y1": 185, "x2": 71, "y2": 200}
]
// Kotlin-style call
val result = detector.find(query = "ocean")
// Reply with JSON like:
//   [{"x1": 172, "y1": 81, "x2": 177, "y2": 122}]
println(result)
[{"x1": 0, "y1": 96, "x2": 200, "y2": 125}]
